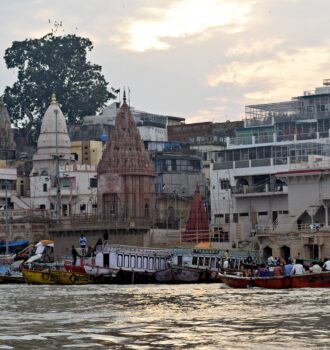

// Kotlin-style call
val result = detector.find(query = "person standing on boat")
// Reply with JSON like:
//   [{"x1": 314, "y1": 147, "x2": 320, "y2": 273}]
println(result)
[
  {"x1": 79, "y1": 234, "x2": 87, "y2": 254},
  {"x1": 71, "y1": 245, "x2": 78, "y2": 265}
]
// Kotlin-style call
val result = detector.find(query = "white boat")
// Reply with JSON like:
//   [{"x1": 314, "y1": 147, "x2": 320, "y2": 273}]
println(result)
[{"x1": 81, "y1": 244, "x2": 171, "y2": 282}]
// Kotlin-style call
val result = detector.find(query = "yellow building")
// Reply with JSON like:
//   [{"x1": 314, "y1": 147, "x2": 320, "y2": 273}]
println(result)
[{"x1": 71, "y1": 140, "x2": 103, "y2": 166}]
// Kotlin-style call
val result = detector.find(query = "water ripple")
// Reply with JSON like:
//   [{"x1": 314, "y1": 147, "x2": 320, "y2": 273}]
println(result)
[{"x1": 0, "y1": 284, "x2": 329, "y2": 349}]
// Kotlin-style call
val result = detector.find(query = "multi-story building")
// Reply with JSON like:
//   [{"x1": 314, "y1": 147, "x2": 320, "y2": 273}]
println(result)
[{"x1": 210, "y1": 80, "x2": 330, "y2": 258}]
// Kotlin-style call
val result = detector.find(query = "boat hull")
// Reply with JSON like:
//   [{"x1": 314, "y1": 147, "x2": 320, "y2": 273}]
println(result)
[
  {"x1": 22, "y1": 269, "x2": 56, "y2": 285},
  {"x1": 52, "y1": 271, "x2": 94, "y2": 285},
  {"x1": 254, "y1": 272, "x2": 330, "y2": 289},
  {"x1": 220, "y1": 274, "x2": 252, "y2": 288}
]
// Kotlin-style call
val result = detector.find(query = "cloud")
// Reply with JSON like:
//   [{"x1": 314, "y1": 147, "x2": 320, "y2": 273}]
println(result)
[
  {"x1": 120, "y1": 0, "x2": 254, "y2": 52},
  {"x1": 207, "y1": 45, "x2": 330, "y2": 103}
]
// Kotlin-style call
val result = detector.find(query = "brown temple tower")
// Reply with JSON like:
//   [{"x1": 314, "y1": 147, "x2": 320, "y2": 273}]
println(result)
[{"x1": 97, "y1": 92, "x2": 156, "y2": 225}]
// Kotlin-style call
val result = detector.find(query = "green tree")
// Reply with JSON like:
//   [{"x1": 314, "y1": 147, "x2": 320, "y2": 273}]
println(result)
[{"x1": 3, "y1": 33, "x2": 116, "y2": 143}]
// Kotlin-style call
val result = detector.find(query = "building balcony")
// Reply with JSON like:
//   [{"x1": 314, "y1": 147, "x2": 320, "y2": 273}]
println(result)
[{"x1": 232, "y1": 184, "x2": 288, "y2": 197}]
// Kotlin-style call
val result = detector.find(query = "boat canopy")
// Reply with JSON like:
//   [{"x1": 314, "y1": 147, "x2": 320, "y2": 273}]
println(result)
[{"x1": 0, "y1": 240, "x2": 29, "y2": 249}]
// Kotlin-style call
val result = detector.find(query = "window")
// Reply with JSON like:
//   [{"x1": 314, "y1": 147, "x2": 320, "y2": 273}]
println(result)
[
  {"x1": 233, "y1": 213, "x2": 238, "y2": 223},
  {"x1": 117, "y1": 254, "x2": 123, "y2": 267},
  {"x1": 220, "y1": 179, "x2": 230, "y2": 190},
  {"x1": 192, "y1": 257, "x2": 198, "y2": 265},
  {"x1": 203, "y1": 152, "x2": 208, "y2": 161},
  {"x1": 258, "y1": 212, "x2": 268, "y2": 216},
  {"x1": 144, "y1": 203, "x2": 149, "y2": 217},
  {"x1": 43, "y1": 183, "x2": 47, "y2": 192},
  {"x1": 239, "y1": 213, "x2": 249, "y2": 217},
  {"x1": 205, "y1": 257, "x2": 210, "y2": 266},
  {"x1": 80, "y1": 204, "x2": 86, "y2": 212},
  {"x1": 39, "y1": 204, "x2": 46, "y2": 210},
  {"x1": 225, "y1": 213, "x2": 230, "y2": 223},
  {"x1": 198, "y1": 257, "x2": 204, "y2": 266},
  {"x1": 90, "y1": 178, "x2": 97, "y2": 188},
  {"x1": 220, "y1": 232, "x2": 229, "y2": 242}
]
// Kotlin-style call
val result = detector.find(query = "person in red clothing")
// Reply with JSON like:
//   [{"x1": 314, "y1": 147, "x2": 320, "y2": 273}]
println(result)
[{"x1": 273, "y1": 262, "x2": 283, "y2": 276}]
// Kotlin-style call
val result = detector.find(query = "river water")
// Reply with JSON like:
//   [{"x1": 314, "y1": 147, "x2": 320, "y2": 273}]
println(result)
[{"x1": 0, "y1": 284, "x2": 329, "y2": 350}]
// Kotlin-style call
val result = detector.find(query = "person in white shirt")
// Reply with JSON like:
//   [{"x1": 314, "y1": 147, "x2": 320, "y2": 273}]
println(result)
[
  {"x1": 323, "y1": 259, "x2": 330, "y2": 271},
  {"x1": 310, "y1": 262, "x2": 322, "y2": 274},
  {"x1": 291, "y1": 263, "x2": 305, "y2": 275},
  {"x1": 223, "y1": 260, "x2": 229, "y2": 270}
]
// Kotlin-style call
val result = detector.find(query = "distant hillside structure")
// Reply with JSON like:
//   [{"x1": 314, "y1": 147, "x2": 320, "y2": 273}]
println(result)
[{"x1": 97, "y1": 93, "x2": 156, "y2": 225}]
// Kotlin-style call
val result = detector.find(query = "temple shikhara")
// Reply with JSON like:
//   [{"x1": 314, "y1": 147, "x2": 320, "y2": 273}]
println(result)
[
  {"x1": 183, "y1": 183, "x2": 209, "y2": 242},
  {"x1": 97, "y1": 92, "x2": 156, "y2": 224}
]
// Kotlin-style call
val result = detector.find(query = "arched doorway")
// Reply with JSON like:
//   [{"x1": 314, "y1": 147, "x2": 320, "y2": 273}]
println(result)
[
  {"x1": 263, "y1": 246, "x2": 272, "y2": 260},
  {"x1": 280, "y1": 245, "x2": 290, "y2": 261}
]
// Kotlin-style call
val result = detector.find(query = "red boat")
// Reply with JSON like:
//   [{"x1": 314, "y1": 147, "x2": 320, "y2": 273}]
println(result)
[
  {"x1": 220, "y1": 273, "x2": 252, "y2": 288},
  {"x1": 221, "y1": 272, "x2": 330, "y2": 289},
  {"x1": 253, "y1": 272, "x2": 330, "y2": 289}
]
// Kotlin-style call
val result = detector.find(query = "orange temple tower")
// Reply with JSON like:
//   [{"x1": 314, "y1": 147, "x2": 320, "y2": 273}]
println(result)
[{"x1": 183, "y1": 183, "x2": 209, "y2": 242}]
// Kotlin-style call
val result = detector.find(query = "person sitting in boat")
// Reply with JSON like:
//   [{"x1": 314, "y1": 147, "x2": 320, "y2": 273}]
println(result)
[
  {"x1": 310, "y1": 261, "x2": 322, "y2": 274},
  {"x1": 284, "y1": 259, "x2": 293, "y2": 276},
  {"x1": 273, "y1": 261, "x2": 283, "y2": 276},
  {"x1": 291, "y1": 262, "x2": 305, "y2": 275},
  {"x1": 322, "y1": 258, "x2": 330, "y2": 271},
  {"x1": 223, "y1": 259, "x2": 229, "y2": 271},
  {"x1": 257, "y1": 263, "x2": 269, "y2": 277}
]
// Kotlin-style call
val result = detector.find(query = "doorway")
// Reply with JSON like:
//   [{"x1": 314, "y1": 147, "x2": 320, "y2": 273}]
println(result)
[{"x1": 280, "y1": 245, "x2": 291, "y2": 261}]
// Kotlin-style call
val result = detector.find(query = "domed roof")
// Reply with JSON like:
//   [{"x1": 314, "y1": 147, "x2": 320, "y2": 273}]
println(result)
[{"x1": 34, "y1": 94, "x2": 71, "y2": 160}]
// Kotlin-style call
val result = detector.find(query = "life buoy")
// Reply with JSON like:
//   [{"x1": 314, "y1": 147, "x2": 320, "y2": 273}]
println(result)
[
  {"x1": 70, "y1": 275, "x2": 77, "y2": 284},
  {"x1": 42, "y1": 272, "x2": 50, "y2": 281},
  {"x1": 281, "y1": 276, "x2": 291, "y2": 288}
]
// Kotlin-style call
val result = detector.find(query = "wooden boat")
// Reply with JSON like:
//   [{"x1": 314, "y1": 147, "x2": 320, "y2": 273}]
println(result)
[
  {"x1": 51, "y1": 270, "x2": 94, "y2": 285},
  {"x1": 221, "y1": 272, "x2": 330, "y2": 289},
  {"x1": 219, "y1": 273, "x2": 253, "y2": 288},
  {"x1": 22, "y1": 269, "x2": 56, "y2": 285},
  {"x1": 253, "y1": 272, "x2": 330, "y2": 289}
]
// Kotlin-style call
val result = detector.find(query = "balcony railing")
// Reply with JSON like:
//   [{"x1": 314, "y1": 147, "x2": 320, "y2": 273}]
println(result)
[{"x1": 232, "y1": 184, "x2": 288, "y2": 195}]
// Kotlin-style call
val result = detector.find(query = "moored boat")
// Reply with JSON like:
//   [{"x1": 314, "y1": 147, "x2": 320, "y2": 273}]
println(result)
[
  {"x1": 51, "y1": 270, "x2": 94, "y2": 285},
  {"x1": 22, "y1": 269, "x2": 56, "y2": 285}
]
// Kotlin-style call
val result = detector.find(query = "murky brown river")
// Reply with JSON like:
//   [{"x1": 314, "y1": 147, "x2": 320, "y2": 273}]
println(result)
[{"x1": 0, "y1": 284, "x2": 329, "y2": 349}]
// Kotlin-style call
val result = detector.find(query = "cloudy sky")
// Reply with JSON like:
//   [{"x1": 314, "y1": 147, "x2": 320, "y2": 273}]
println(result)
[{"x1": 1, "y1": 0, "x2": 330, "y2": 123}]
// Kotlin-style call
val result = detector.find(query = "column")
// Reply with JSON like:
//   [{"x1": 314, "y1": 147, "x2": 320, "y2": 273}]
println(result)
[{"x1": 324, "y1": 203, "x2": 329, "y2": 228}]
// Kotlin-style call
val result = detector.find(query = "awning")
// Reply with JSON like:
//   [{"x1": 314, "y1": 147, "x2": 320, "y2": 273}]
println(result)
[{"x1": 0, "y1": 240, "x2": 29, "y2": 249}]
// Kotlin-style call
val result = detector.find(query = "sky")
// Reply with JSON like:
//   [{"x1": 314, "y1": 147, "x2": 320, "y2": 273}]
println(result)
[{"x1": 1, "y1": 0, "x2": 330, "y2": 123}]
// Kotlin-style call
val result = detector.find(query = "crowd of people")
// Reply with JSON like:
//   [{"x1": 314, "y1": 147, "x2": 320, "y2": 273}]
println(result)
[{"x1": 242, "y1": 255, "x2": 330, "y2": 277}]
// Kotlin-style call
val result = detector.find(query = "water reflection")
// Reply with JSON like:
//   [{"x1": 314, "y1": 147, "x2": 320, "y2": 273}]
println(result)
[{"x1": 0, "y1": 284, "x2": 329, "y2": 349}]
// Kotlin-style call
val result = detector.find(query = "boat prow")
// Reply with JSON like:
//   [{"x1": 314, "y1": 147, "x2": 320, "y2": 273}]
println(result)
[{"x1": 219, "y1": 273, "x2": 252, "y2": 288}]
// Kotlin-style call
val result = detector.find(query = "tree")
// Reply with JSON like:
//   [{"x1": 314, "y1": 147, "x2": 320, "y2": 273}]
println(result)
[{"x1": 3, "y1": 33, "x2": 116, "y2": 144}]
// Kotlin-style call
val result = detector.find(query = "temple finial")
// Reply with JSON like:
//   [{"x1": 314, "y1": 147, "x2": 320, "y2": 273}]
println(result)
[
  {"x1": 51, "y1": 93, "x2": 57, "y2": 104},
  {"x1": 123, "y1": 89, "x2": 127, "y2": 103}
]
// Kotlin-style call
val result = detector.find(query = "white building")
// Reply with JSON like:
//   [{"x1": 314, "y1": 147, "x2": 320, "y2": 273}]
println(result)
[
  {"x1": 29, "y1": 95, "x2": 97, "y2": 216},
  {"x1": 210, "y1": 80, "x2": 330, "y2": 258}
]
